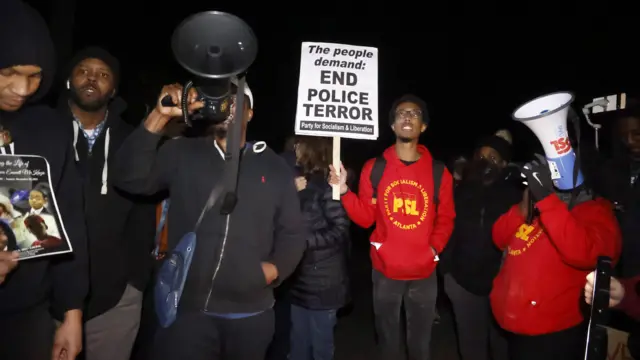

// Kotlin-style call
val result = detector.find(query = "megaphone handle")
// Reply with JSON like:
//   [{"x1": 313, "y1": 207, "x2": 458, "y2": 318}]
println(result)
[
  {"x1": 160, "y1": 95, "x2": 175, "y2": 107},
  {"x1": 526, "y1": 195, "x2": 534, "y2": 224}
]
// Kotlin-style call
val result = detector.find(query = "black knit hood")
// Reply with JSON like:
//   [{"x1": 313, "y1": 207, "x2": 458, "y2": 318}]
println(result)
[{"x1": 0, "y1": 0, "x2": 56, "y2": 103}]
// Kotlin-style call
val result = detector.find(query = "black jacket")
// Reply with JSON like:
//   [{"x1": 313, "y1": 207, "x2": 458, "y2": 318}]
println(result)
[
  {"x1": 440, "y1": 175, "x2": 521, "y2": 296},
  {"x1": 58, "y1": 98, "x2": 156, "y2": 320},
  {"x1": 0, "y1": 105, "x2": 88, "y2": 317},
  {"x1": 290, "y1": 172, "x2": 350, "y2": 310},
  {"x1": 113, "y1": 126, "x2": 306, "y2": 314}
]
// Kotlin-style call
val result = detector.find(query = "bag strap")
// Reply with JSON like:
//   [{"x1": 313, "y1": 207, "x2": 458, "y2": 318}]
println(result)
[
  {"x1": 370, "y1": 156, "x2": 386, "y2": 202},
  {"x1": 153, "y1": 199, "x2": 170, "y2": 257},
  {"x1": 432, "y1": 160, "x2": 445, "y2": 208},
  {"x1": 194, "y1": 179, "x2": 227, "y2": 232}
]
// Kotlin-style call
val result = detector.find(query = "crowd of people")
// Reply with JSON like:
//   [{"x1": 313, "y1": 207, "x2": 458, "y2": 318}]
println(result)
[{"x1": 1, "y1": 1, "x2": 639, "y2": 360}]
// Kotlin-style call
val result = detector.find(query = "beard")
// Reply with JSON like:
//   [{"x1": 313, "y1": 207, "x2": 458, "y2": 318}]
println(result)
[{"x1": 69, "y1": 85, "x2": 110, "y2": 112}]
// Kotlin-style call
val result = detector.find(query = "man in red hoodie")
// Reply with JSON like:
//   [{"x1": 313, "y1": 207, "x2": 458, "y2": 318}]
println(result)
[
  {"x1": 491, "y1": 154, "x2": 621, "y2": 360},
  {"x1": 329, "y1": 94, "x2": 455, "y2": 360}
]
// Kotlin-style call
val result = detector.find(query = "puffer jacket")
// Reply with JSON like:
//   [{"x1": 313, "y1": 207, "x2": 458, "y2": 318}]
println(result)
[{"x1": 290, "y1": 172, "x2": 351, "y2": 310}]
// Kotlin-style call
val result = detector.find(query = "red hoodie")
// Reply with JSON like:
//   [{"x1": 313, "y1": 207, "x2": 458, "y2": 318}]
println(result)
[
  {"x1": 341, "y1": 145, "x2": 455, "y2": 280},
  {"x1": 490, "y1": 194, "x2": 621, "y2": 335}
]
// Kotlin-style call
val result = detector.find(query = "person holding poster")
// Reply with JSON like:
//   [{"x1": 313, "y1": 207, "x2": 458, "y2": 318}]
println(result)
[
  {"x1": 329, "y1": 95, "x2": 456, "y2": 360},
  {"x1": 0, "y1": 2, "x2": 88, "y2": 360}
]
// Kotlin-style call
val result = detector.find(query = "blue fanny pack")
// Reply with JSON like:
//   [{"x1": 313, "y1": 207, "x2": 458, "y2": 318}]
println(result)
[{"x1": 154, "y1": 181, "x2": 226, "y2": 328}]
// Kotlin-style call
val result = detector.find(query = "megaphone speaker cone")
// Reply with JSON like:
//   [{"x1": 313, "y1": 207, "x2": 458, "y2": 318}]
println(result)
[
  {"x1": 171, "y1": 11, "x2": 258, "y2": 79},
  {"x1": 512, "y1": 92, "x2": 584, "y2": 190}
]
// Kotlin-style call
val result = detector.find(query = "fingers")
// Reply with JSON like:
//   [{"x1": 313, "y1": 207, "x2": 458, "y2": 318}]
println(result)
[
  {"x1": 51, "y1": 344, "x2": 63, "y2": 360},
  {"x1": 340, "y1": 163, "x2": 346, "y2": 173},
  {"x1": 159, "y1": 83, "x2": 183, "y2": 107}
]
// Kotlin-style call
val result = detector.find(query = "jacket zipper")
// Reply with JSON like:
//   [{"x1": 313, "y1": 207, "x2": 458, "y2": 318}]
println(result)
[
  {"x1": 203, "y1": 145, "x2": 250, "y2": 311},
  {"x1": 203, "y1": 212, "x2": 231, "y2": 311}
]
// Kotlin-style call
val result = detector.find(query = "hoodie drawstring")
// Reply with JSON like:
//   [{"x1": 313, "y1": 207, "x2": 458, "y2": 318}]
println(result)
[
  {"x1": 0, "y1": 143, "x2": 15, "y2": 155},
  {"x1": 72, "y1": 121, "x2": 79, "y2": 161},
  {"x1": 100, "y1": 128, "x2": 110, "y2": 195}
]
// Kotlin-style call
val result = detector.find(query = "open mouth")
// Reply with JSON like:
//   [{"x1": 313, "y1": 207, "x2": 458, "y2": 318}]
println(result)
[
  {"x1": 401, "y1": 124, "x2": 413, "y2": 131},
  {"x1": 81, "y1": 86, "x2": 98, "y2": 96}
]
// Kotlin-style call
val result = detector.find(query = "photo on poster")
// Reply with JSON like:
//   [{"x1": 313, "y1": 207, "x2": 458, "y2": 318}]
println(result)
[{"x1": 0, "y1": 155, "x2": 72, "y2": 259}]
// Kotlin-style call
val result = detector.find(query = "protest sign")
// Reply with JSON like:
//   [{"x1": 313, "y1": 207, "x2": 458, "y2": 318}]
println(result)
[
  {"x1": 295, "y1": 42, "x2": 379, "y2": 140},
  {"x1": 295, "y1": 42, "x2": 378, "y2": 199},
  {"x1": 0, "y1": 155, "x2": 72, "y2": 259}
]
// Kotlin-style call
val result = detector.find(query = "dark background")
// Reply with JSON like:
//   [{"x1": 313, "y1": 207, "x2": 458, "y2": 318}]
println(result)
[{"x1": 24, "y1": 1, "x2": 640, "y2": 168}]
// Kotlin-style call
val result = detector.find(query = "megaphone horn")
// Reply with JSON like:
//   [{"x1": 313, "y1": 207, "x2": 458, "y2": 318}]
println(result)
[
  {"x1": 512, "y1": 91, "x2": 584, "y2": 190},
  {"x1": 161, "y1": 11, "x2": 258, "y2": 126}
]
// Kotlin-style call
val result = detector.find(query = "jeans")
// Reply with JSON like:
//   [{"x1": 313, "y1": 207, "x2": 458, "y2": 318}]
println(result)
[
  {"x1": 290, "y1": 304, "x2": 338, "y2": 360},
  {"x1": 372, "y1": 270, "x2": 438, "y2": 360}
]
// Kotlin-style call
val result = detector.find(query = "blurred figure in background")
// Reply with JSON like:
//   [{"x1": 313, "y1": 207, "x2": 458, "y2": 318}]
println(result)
[
  {"x1": 289, "y1": 136, "x2": 350, "y2": 360},
  {"x1": 440, "y1": 130, "x2": 519, "y2": 360}
]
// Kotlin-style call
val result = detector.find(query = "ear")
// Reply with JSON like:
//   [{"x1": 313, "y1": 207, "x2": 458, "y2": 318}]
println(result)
[
  {"x1": 247, "y1": 109, "x2": 254, "y2": 122},
  {"x1": 111, "y1": 89, "x2": 116, "y2": 98},
  {"x1": 421, "y1": 123, "x2": 427, "y2": 133}
]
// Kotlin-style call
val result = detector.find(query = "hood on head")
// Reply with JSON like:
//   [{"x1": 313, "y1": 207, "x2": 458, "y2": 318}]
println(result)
[{"x1": 0, "y1": 0, "x2": 56, "y2": 103}]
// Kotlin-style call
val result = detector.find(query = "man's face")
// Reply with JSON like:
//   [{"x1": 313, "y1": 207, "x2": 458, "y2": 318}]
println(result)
[
  {"x1": 69, "y1": 58, "x2": 114, "y2": 112},
  {"x1": 0, "y1": 65, "x2": 43, "y2": 112},
  {"x1": 213, "y1": 94, "x2": 253, "y2": 139},
  {"x1": 391, "y1": 102, "x2": 426, "y2": 142},
  {"x1": 476, "y1": 146, "x2": 506, "y2": 168},
  {"x1": 618, "y1": 117, "x2": 640, "y2": 158},
  {"x1": 28, "y1": 190, "x2": 45, "y2": 210}
]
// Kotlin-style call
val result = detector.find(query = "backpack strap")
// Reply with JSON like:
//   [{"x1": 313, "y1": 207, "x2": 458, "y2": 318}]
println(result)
[
  {"x1": 369, "y1": 157, "x2": 386, "y2": 204},
  {"x1": 432, "y1": 160, "x2": 445, "y2": 208}
]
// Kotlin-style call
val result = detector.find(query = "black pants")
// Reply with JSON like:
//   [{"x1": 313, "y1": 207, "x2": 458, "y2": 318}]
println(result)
[
  {"x1": 153, "y1": 309, "x2": 275, "y2": 360},
  {"x1": 444, "y1": 274, "x2": 508, "y2": 360},
  {"x1": 508, "y1": 323, "x2": 587, "y2": 360},
  {"x1": 266, "y1": 290, "x2": 292, "y2": 360},
  {"x1": 372, "y1": 270, "x2": 438, "y2": 360},
  {"x1": 0, "y1": 305, "x2": 54, "y2": 360}
]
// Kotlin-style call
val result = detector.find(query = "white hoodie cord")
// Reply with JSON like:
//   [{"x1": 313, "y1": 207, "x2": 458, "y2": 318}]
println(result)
[
  {"x1": 100, "y1": 128, "x2": 110, "y2": 195},
  {"x1": 0, "y1": 143, "x2": 14, "y2": 155},
  {"x1": 72, "y1": 121, "x2": 79, "y2": 161}
]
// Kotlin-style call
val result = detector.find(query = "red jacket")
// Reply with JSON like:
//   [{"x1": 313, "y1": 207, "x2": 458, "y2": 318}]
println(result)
[
  {"x1": 341, "y1": 145, "x2": 455, "y2": 280},
  {"x1": 490, "y1": 194, "x2": 621, "y2": 335},
  {"x1": 617, "y1": 275, "x2": 640, "y2": 321}
]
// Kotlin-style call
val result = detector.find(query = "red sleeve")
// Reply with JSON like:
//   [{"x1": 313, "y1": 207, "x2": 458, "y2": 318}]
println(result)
[
  {"x1": 430, "y1": 168, "x2": 455, "y2": 254},
  {"x1": 617, "y1": 276, "x2": 640, "y2": 321},
  {"x1": 536, "y1": 195, "x2": 622, "y2": 269},
  {"x1": 492, "y1": 205, "x2": 524, "y2": 250},
  {"x1": 340, "y1": 158, "x2": 376, "y2": 229}
]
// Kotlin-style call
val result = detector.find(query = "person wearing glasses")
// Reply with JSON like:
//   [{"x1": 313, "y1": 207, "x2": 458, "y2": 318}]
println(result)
[
  {"x1": 439, "y1": 130, "x2": 520, "y2": 360},
  {"x1": 329, "y1": 94, "x2": 455, "y2": 360}
]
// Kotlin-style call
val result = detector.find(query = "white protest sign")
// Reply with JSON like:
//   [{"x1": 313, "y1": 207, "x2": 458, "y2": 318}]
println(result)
[{"x1": 295, "y1": 42, "x2": 379, "y2": 140}]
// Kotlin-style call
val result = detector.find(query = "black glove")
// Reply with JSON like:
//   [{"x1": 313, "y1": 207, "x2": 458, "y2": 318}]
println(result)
[{"x1": 520, "y1": 154, "x2": 554, "y2": 201}]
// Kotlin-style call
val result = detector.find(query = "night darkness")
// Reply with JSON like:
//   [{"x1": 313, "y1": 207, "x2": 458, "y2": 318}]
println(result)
[{"x1": 24, "y1": 1, "x2": 640, "y2": 169}]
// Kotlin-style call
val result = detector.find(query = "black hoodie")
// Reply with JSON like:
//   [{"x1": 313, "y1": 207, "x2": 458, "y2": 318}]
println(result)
[
  {"x1": 57, "y1": 96, "x2": 156, "y2": 320},
  {"x1": 0, "y1": 0, "x2": 88, "y2": 317},
  {"x1": 113, "y1": 127, "x2": 306, "y2": 314},
  {"x1": 439, "y1": 172, "x2": 521, "y2": 296}
]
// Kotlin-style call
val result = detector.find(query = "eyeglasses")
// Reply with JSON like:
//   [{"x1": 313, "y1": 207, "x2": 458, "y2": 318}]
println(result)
[{"x1": 395, "y1": 109, "x2": 422, "y2": 119}]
